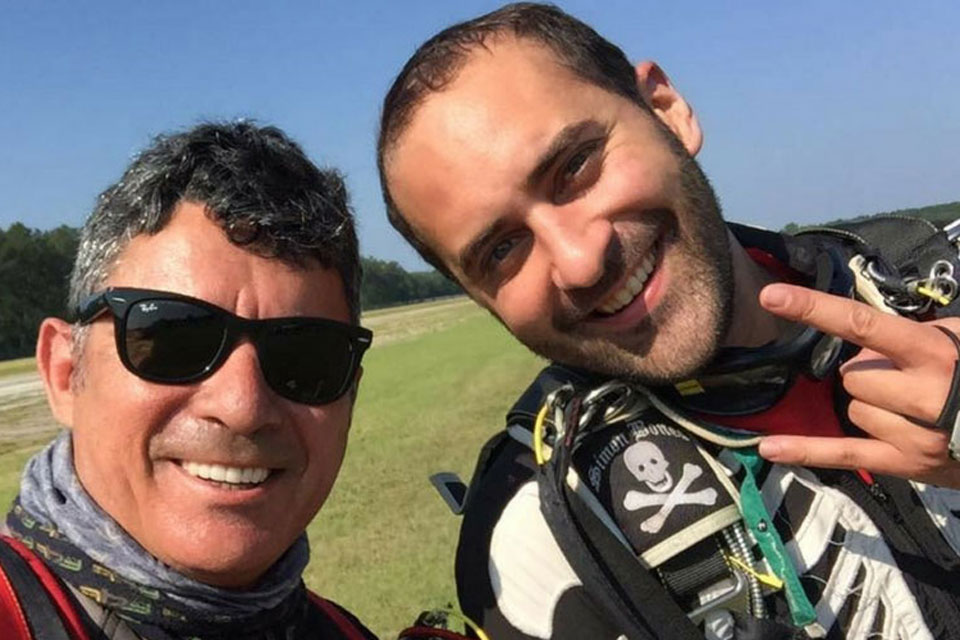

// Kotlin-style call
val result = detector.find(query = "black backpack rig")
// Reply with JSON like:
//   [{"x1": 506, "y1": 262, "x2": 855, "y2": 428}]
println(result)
[{"x1": 425, "y1": 216, "x2": 960, "y2": 640}]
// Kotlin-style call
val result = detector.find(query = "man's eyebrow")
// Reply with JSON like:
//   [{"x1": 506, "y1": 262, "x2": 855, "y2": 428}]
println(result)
[
  {"x1": 526, "y1": 119, "x2": 603, "y2": 189},
  {"x1": 457, "y1": 120, "x2": 604, "y2": 277},
  {"x1": 458, "y1": 218, "x2": 510, "y2": 276}
]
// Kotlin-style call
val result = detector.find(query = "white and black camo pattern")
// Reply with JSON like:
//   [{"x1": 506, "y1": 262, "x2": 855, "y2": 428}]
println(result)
[
  {"x1": 718, "y1": 455, "x2": 935, "y2": 640},
  {"x1": 486, "y1": 450, "x2": 957, "y2": 639}
]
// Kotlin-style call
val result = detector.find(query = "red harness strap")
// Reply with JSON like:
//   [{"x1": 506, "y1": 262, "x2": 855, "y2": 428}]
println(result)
[
  {"x1": 0, "y1": 538, "x2": 365, "y2": 640},
  {"x1": 0, "y1": 536, "x2": 92, "y2": 640},
  {"x1": 0, "y1": 545, "x2": 32, "y2": 640},
  {"x1": 307, "y1": 590, "x2": 368, "y2": 640}
]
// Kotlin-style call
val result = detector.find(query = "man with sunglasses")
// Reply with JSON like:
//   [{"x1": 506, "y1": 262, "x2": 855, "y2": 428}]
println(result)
[
  {"x1": 1, "y1": 122, "x2": 377, "y2": 639},
  {"x1": 378, "y1": 3, "x2": 960, "y2": 639}
]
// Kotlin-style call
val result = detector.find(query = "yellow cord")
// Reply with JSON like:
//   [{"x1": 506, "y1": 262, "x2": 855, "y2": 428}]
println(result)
[
  {"x1": 725, "y1": 553, "x2": 784, "y2": 590},
  {"x1": 533, "y1": 403, "x2": 549, "y2": 465},
  {"x1": 443, "y1": 608, "x2": 491, "y2": 640},
  {"x1": 917, "y1": 285, "x2": 951, "y2": 306}
]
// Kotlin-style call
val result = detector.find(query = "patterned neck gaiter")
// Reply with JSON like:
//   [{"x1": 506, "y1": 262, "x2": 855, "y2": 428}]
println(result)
[{"x1": 7, "y1": 431, "x2": 313, "y2": 639}]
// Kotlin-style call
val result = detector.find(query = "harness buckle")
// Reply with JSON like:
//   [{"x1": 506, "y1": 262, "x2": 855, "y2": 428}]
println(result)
[{"x1": 687, "y1": 568, "x2": 750, "y2": 623}]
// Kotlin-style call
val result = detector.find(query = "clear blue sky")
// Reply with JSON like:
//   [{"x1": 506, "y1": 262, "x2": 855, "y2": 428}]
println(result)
[{"x1": 2, "y1": 0, "x2": 958, "y2": 270}]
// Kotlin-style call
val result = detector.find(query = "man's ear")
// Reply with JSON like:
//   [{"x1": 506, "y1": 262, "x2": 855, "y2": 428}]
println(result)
[
  {"x1": 36, "y1": 318, "x2": 77, "y2": 427},
  {"x1": 635, "y1": 61, "x2": 703, "y2": 156}
]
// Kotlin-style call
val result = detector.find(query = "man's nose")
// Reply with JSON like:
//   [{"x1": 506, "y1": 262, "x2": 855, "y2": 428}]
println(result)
[
  {"x1": 533, "y1": 209, "x2": 612, "y2": 291},
  {"x1": 193, "y1": 341, "x2": 282, "y2": 434}
]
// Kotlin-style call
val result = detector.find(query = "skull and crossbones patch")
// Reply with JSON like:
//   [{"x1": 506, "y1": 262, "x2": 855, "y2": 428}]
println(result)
[
  {"x1": 622, "y1": 441, "x2": 718, "y2": 534},
  {"x1": 574, "y1": 417, "x2": 738, "y2": 560}
]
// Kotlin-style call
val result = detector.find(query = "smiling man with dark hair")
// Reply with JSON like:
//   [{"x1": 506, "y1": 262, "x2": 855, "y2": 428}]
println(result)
[
  {"x1": 0, "y1": 121, "x2": 377, "y2": 640},
  {"x1": 380, "y1": 4, "x2": 960, "y2": 639}
]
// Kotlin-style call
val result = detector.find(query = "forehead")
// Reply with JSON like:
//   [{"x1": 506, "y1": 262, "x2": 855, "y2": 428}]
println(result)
[
  {"x1": 104, "y1": 201, "x2": 349, "y2": 321},
  {"x1": 386, "y1": 38, "x2": 629, "y2": 267},
  {"x1": 393, "y1": 38, "x2": 603, "y2": 172},
  {"x1": 407, "y1": 38, "x2": 579, "y2": 140}
]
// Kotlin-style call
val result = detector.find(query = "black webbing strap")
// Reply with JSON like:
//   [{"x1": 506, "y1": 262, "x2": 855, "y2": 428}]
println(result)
[
  {"x1": 731, "y1": 614, "x2": 806, "y2": 640},
  {"x1": 537, "y1": 469, "x2": 656, "y2": 640},
  {"x1": 462, "y1": 431, "x2": 513, "y2": 512},
  {"x1": 568, "y1": 485, "x2": 705, "y2": 639},
  {"x1": 935, "y1": 326, "x2": 960, "y2": 428},
  {"x1": 658, "y1": 538, "x2": 730, "y2": 602},
  {"x1": 538, "y1": 462, "x2": 704, "y2": 640},
  {"x1": 0, "y1": 539, "x2": 73, "y2": 640},
  {"x1": 934, "y1": 325, "x2": 960, "y2": 461}
]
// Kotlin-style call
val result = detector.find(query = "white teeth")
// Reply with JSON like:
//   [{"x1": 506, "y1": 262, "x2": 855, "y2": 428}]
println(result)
[
  {"x1": 181, "y1": 461, "x2": 270, "y2": 485},
  {"x1": 597, "y1": 244, "x2": 659, "y2": 315},
  {"x1": 641, "y1": 253, "x2": 655, "y2": 275}
]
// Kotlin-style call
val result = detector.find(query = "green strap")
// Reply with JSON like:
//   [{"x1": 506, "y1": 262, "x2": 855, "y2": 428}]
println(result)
[{"x1": 732, "y1": 448, "x2": 820, "y2": 632}]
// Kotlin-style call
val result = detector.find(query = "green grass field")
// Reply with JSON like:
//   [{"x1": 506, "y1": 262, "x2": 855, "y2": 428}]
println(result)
[
  {"x1": 0, "y1": 297, "x2": 545, "y2": 638},
  {"x1": 0, "y1": 357, "x2": 37, "y2": 377}
]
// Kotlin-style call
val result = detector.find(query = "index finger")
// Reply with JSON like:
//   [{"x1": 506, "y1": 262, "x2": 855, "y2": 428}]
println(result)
[{"x1": 759, "y1": 283, "x2": 941, "y2": 367}]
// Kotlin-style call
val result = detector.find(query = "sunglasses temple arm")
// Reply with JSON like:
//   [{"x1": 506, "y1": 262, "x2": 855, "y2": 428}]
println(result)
[{"x1": 75, "y1": 294, "x2": 110, "y2": 324}]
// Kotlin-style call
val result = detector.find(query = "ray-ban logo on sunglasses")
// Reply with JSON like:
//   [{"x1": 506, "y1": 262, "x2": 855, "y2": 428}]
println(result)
[{"x1": 138, "y1": 302, "x2": 158, "y2": 313}]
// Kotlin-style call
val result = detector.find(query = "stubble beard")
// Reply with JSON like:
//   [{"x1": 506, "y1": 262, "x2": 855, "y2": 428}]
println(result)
[{"x1": 520, "y1": 143, "x2": 735, "y2": 385}]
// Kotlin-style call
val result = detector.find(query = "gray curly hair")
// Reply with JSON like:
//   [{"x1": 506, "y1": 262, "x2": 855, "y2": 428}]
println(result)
[{"x1": 70, "y1": 121, "x2": 361, "y2": 326}]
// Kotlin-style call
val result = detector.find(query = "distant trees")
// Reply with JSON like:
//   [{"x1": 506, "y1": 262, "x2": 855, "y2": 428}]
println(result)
[
  {"x1": 0, "y1": 224, "x2": 460, "y2": 361},
  {"x1": 0, "y1": 224, "x2": 79, "y2": 360},
  {"x1": 360, "y1": 257, "x2": 460, "y2": 309},
  {"x1": 782, "y1": 201, "x2": 960, "y2": 233}
]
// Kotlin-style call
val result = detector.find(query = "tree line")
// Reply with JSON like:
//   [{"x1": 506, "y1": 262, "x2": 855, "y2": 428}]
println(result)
[
  {"x1": 781, "y1": 201, "x2": 960, "y2": 234},
  {"x1": 0, "y1": 223, "x2": 460, "y2": 361}
]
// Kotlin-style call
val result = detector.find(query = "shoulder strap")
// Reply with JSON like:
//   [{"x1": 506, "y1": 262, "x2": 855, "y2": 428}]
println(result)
[
  {"x1": 454, "y1": 364, "x2": 595, "y2": 513},
  {"x1": 538, "y1": 457, "x2": 704, "y2": 640},
  {"x1": 0, "y1": 540, "x2": 32, "y2": 640},
  {"x1": 306, "y1": 591, "x2": 368, "y2": 640},
  {"x1": 0, "y1": 535, "x2": 92, "y2": 640},
  {"x1": 498, "y1": 367, "x2": 704, "y2": 639}
]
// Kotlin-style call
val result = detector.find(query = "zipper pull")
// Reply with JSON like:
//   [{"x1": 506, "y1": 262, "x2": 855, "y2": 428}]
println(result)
[
  {"x1": 855, "y1": 468, "x2": 890, "y2": 502},
  {"x1": 868, "y1": 481, "x2": 889, "y2": 503}
]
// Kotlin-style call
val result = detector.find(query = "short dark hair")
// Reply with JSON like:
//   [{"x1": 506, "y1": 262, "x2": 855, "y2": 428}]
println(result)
[
  {"x1": 377, "y1": 2, "x2": 646, "y2": 276},
  {"x1": 71, "y1": 121, "x2": 362, "y2": 323}
]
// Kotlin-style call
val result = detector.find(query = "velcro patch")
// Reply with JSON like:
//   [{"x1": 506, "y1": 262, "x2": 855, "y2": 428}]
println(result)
[{"x1": 573, "y1": 411, "x2": 740, "y2": 567}]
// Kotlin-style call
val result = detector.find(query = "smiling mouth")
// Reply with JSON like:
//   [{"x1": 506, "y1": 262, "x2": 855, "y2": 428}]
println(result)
[
  {"x1": 180, "y1": 461, "x2": 273, "y2": 489},
  {"x1": 595, "y1": 239, "x2": 661, "y2": 316}
]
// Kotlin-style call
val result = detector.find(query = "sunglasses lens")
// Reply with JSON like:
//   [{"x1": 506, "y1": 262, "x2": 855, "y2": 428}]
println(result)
[
  {"x1": 125, "y1": 300, "x2": 226, "y2": 380},
  {"x1": 259, "y1": 323, "x2": 355, "y2": 404}
]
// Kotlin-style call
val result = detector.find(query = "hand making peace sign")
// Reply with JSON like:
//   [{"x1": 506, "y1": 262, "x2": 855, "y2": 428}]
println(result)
[{"x1": 757, "y1": 283, "x2": 960, "y2": 489}]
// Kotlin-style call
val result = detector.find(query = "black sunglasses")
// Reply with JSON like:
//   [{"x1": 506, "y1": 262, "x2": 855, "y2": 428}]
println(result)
[{"x1": 77, "y1": 287, "x2": 373, "y2": 406}]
